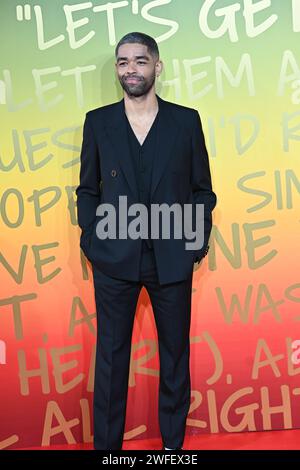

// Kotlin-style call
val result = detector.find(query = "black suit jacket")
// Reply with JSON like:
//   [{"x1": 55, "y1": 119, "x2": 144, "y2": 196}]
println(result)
[{"x1": 76, "y1": 94, "x2": 217, "y2": 285}]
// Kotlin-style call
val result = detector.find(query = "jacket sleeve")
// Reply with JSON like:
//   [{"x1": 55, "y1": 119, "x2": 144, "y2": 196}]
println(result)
[
  {"x1": 191, "y1": 110, "x2": 217, "y2": 263},
  {"x1": 75, "y1": 112, "x2": 101, "y2": 257}
]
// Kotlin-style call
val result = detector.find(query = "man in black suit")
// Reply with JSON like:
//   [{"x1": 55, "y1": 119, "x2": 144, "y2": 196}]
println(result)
[{"x1": 76, "y1": 32, "x2": 217, "y2": 450}]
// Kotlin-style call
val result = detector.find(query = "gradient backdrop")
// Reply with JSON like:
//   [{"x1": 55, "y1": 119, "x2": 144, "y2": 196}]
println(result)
[{"x1": 0, "y1": 0, "x2": 300, "y2": 449}]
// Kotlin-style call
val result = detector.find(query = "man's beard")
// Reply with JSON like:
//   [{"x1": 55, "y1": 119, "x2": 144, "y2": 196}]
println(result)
[{"x1": 119, "y1": 71, "x2": 156, "y2": 97}]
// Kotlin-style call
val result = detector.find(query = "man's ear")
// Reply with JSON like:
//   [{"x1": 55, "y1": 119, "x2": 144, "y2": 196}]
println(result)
[{"x1": 156, "y1": 60, "x2": 163, "y2": 77}]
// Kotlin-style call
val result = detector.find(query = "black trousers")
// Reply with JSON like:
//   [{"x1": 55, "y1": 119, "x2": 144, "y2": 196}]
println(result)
[{"x1": 91, "y1": 245, "x2": 193, "y2": 450}]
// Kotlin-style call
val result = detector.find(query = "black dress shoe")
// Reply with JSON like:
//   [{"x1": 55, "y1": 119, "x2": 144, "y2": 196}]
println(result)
[{"x1": 161, "y1": 447, "x2": 182, "y2": 450}]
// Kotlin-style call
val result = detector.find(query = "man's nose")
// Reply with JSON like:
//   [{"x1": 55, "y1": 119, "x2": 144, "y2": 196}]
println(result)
[{"x1": 127, "y1": 61, "x2": 137, "y2": 73}]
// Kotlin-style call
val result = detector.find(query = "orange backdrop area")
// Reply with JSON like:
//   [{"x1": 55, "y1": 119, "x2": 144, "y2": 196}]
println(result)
[{"x1": 0, "y1": 0, "x2": 300, "y2": 450}]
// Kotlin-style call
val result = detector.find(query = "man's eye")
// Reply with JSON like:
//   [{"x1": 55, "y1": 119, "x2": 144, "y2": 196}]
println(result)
[
  {"x1": 137, "y1": 61, "x2": 146, "y2": 65},
  {"x1": 119, "y1": 62, "x2": 126, "y2": 66}
]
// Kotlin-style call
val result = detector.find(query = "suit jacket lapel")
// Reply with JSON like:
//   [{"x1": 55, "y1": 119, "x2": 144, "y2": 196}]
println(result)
[
  {"x1": 150, "y1": 95, "x2": 180, "y2": 200},
  {"x1": 104, "y1": 98, "x2": 139, "y2": 200}
]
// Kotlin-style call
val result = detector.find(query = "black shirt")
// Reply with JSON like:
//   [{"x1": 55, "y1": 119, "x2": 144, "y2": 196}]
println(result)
[{"x1": 125, "y1": 108, "x2": 160, "y2": 251}]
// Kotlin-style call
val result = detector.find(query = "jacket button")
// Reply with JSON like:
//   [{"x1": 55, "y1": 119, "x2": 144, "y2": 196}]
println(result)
[{"x1": 111, "y1": 169, "x2": 117, "y2": 177}]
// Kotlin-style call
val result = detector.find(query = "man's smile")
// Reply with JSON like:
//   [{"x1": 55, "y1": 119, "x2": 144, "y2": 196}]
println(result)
[{"x1": 125, "y1": 77, "x2": 142, "y2": 83}]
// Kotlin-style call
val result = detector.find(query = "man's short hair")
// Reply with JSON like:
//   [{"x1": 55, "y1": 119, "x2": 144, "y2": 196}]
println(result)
[{"x1": 115, "y1": 32, "x2": 159, "y2": 60}]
